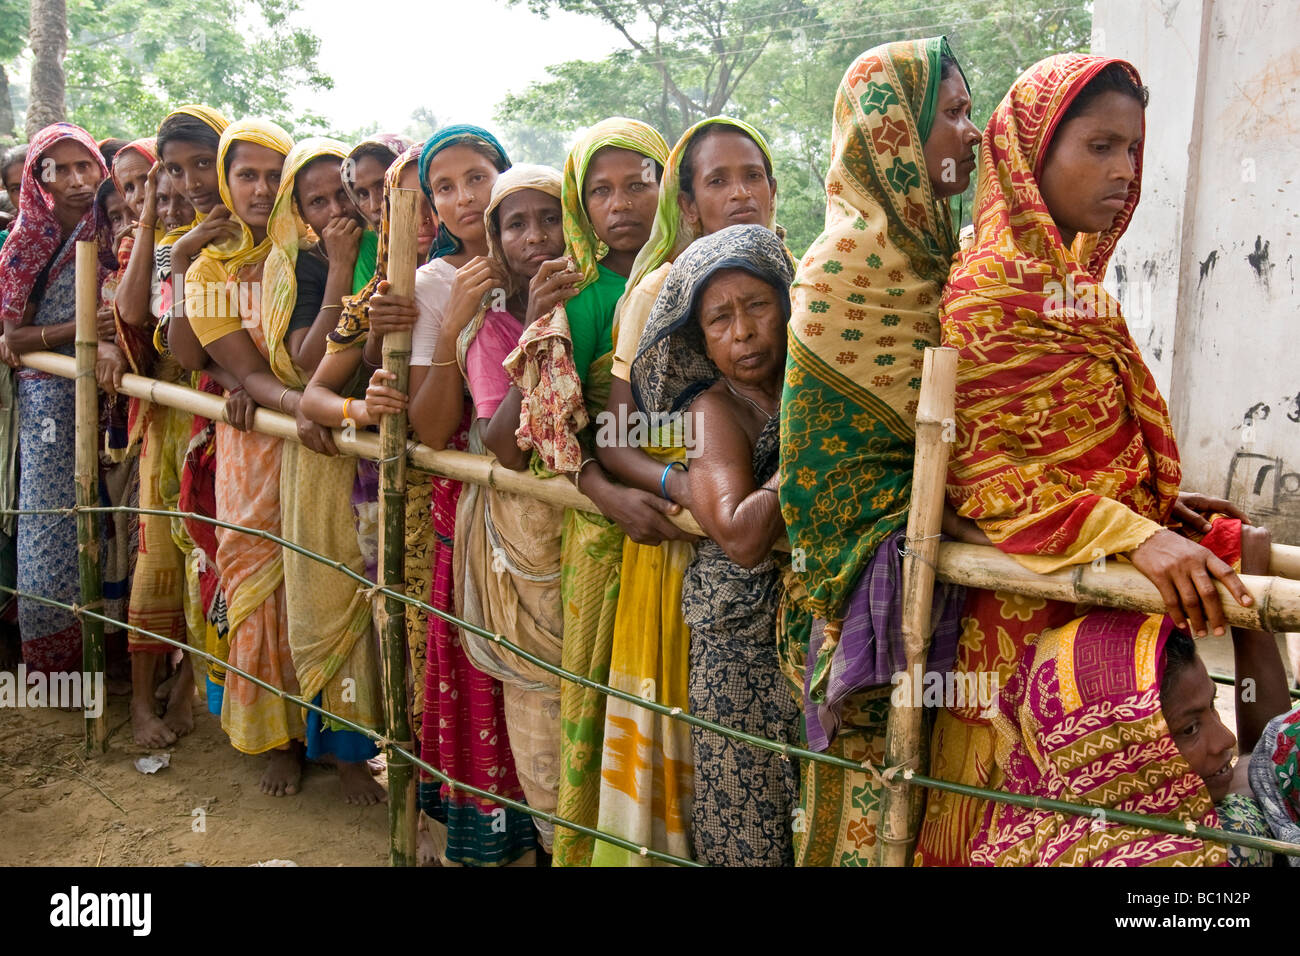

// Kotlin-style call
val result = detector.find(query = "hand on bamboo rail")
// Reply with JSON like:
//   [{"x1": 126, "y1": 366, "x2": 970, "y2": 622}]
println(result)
[
  {"x1": 934, "y1": 541, "x2": 1300, "y2": 631},
  {"x1": 1127, "y1": 529, "x2": 1253, "y2": 637}
]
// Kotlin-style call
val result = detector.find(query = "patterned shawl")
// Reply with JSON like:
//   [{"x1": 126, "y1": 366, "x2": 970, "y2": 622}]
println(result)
[
  {"x1": 1249, "y1": 703, "x2": 1300, "y2": 862},
  {"x1": 261, "y1": 136, "x2": 349, "y2": 387},
  {"x1": 561, "y1": 116, "x2": 669, "y2": 293},
  {"x1": 941, "y1": 54, "x2": 1179, "y2": 572},
  {"x1": 631, "y1": 224, "x2": 792, "y2": 416},
  {"x1": 197, "y1": 118, "x2": 295, "y2": 276},
  {"x1": 779, "y1": 37, "x2": 961, "y2": 622},
  {"x1": 417, "y1": 124, "x2": 510, "y2": 260},
  {"x1": 156, "y1": 104, "x2": 230, "y2": 247},
  {"x1": 341, "y1": 133, "x2": 410, "y2": 211},
  {"x1": 327, "y1": 142, "x2": 422, "y2": 353},
  {"x1": 971, "y1": 609, "x2": 1227, "y2": 866},
  {"x1": 0, "y1": 122, "x2": 116, "y2": 323}
]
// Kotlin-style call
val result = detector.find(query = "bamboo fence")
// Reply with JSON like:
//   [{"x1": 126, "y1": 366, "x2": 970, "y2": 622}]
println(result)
[{"x1": 11, "y1": 246, "x2": 1300, "y2": 864}]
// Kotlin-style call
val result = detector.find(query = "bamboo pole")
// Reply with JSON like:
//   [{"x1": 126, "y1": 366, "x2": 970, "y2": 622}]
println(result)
[
  {"x1": 1270, "y1": 543, "x2": 1300, "y2": 582},
  {"x1": 933, "y1": 543, "x2": 1300, "y2": 632},
  {"x1": 16, "y1": 351, "x2": 707, "y2": 535},
  {"x1": 378, "y1": 188, "x2": 419, "y2": 867},
  {"x1": 878, "y1": 347, "x2": 957, "y2": 867},
  {"x1": 74, "y1": 242, "x2": 106, "y2": 755}
]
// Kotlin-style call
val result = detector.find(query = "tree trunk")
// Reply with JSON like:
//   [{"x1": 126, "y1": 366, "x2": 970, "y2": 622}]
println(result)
[
  {"x1": 26, "y1": 0, "x2": 67, "y2": 140},
  {"x1": 0, "y1": 64, "x2": 14, "y2": 140}
]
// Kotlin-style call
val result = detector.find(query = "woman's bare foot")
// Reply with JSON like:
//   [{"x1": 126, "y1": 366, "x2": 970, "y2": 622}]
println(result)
[
  {"x1": 366, "y1": 754, "x2": 386, "y2": 776},
  {"x1": 161, "y1": 658, "x2": 195, "y2": 738},
  {"x1": 131, "y1": 697, "x2": 179, "y2": 749},
  {"x1": 417, "y1": 825, "x2": 442, "y2": 866},
  {"x1": 339, "y1": 760, "x2": 387, "y2": 806},
  {"x1": 261, "y1": 742, "x2": 304, "y2": 797}
]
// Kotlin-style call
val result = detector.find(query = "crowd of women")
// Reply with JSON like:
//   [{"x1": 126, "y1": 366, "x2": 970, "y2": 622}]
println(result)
[{"x1": 0, "y1": 35, "x2": 1298, "y2": 867}]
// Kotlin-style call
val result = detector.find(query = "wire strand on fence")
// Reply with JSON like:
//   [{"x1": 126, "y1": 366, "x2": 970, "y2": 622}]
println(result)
[
  {"x1": 0, "y1": 581, "x2": 700, "y2": 867},
  {"x1": 6, "y1": 502, "x2": 1298, "y2": 860}
]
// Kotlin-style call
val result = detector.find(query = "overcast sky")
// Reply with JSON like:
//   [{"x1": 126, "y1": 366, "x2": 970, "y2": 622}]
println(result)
[{"x1": 289, "y1": 0, "x2": 623, "y2": 136}]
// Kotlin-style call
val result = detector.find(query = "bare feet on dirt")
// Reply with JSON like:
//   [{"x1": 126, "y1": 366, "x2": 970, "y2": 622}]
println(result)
[
  {"x1": 131, "y1": 697, "x2": 179, "y2": 749},
  {"x1": 161, "y1": 661, "x2": 195, "y2": 738},
  {"x1": 339, "y1": 760, "x2": 387, "y2": 806},
  {"x1": 261, "y1": 741, "x2": 304, "y2": 797}
]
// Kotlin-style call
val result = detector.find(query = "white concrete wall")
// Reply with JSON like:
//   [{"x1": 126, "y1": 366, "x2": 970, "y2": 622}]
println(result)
[{"x1": 1095, "y1": 0, "x2": 1300, "y2": 542}]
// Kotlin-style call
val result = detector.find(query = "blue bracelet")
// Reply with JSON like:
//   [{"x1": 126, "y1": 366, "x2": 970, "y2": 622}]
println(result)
[{"x1": 659, "y1": 461, "x2": 687, "y2": 501}]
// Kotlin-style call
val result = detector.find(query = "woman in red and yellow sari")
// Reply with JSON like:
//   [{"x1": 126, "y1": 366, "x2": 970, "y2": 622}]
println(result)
[{"x1": 916, "y1": 54, "x2": 1259, "y2": 865}]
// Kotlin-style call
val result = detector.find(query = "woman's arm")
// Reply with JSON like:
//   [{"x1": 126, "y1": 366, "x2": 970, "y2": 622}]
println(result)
[
  {"x1": 115, "y1": 166, "x2": 161, "y2": 328},
  {"x1": 595, "y1": 376, "x2": 692, "y2": 507},
  {"x1": 300, "y1": 347, "x2": 364, "y2": 427},
  {"x1": 483, "y1": 386, "x2": 529, "y2": 470},
  {"x1": 289, "y1": 222, "x2": 361, "y2": 378},
  {"x1": 1231, "y1": 523, "x2": 1291, "y2": 751},
  {"x1": 688, "y1": 389, "x2": 784, "y2": 568}
]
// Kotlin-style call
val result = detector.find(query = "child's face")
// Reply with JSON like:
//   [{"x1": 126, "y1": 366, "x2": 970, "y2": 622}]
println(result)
[
  {"x1": 1161, "y1": 653, "x2": 1238, "y2": 802},
  {"x1": 581, "y1": 146, "x2": 659, "y2": 255}
]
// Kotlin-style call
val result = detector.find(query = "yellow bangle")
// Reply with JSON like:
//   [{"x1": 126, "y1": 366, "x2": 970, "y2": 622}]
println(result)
[
  {"x1": 277, "y1": 385, "x2": 293, "y2": 412},
  {"x1": 341, "y1": 397, "x2": 354, "y2": 423},
  {"x1": 40, "y1": 327, "x2": 50, "y2": 349},
  {"x1": 430, "y1": 357, "x2": 458, "y2": 367}
]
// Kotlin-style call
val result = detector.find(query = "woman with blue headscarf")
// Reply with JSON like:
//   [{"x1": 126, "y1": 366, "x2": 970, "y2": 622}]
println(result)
[{"x1": 365, "y1": 125, "x2": 537, "y2": 865}]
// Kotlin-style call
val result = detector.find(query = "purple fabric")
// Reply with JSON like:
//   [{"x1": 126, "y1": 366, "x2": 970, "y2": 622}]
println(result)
[{"x1": 803, "y1": 527, "x2": 965, "y2": 751}]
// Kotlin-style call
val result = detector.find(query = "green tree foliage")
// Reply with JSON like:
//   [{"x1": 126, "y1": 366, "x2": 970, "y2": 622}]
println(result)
[
  {"x1": 498, "y1": 0, "x2": 1092, "y2": 256},
  {"x1": 6, "y1": 0, "x2": 333, "y2": 140}
]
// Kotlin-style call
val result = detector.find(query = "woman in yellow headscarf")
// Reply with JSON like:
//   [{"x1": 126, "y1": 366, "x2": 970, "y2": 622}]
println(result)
[
  {"x1": 261, "y1": 137, "x2": 388, "y2": 804},
  {"x1": 504, "y1": 117, "x2": 671, "y2": 865},
  {"x1": 184, "y1": 118, "x2": 317, "y2": 796},
  {"x1": 591, "y1": 116, "x2": 782, "y2": 865}
]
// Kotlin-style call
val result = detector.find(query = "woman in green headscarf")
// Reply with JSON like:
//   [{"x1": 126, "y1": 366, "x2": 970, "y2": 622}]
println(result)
[
  {"x1": 591, "y1": 116, "x2": 781, "y2": 865},
  {"x1": 504, "y1": 117, "x2": 672, "y2": 865},
  {"x1": 778, "y1": 37, "x2": 981, "y2": 866}
]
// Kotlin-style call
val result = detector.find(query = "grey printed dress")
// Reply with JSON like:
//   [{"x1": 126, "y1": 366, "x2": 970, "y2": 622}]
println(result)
[{"x1": 682, "y1": 415, "x2": 800, "y2": 866}]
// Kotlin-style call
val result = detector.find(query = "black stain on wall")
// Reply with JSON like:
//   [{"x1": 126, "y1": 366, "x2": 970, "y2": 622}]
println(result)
[{"x1": 1198, "y1": 249, "x2": 1218, "y2": 283}]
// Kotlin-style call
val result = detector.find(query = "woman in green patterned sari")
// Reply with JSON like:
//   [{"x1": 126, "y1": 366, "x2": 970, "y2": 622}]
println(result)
[{"x1": 777, "y1": 36, "x2": 981, "y2": 866}]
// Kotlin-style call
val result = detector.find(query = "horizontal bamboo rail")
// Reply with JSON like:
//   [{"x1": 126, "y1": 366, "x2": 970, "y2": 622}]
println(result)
[
  {"x1": 17, "y1": 349, "x2": 1300, "y2": 630},
  {"x1": 17, "y1": 350, "x2": 706, "y2": 536},
  {"x1": 934, "y1": 542, "x2": 1299, "y2": 632}
]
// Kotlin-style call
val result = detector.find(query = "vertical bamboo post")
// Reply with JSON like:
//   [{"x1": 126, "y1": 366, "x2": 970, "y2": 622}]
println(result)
[
  {"x1": 878, "y1": 346, "x2": 957, "y2": 866},
  {"x1": 378, "y1": 188, "x2": 420, "y2": 866},
  {"x1": 74, "y1": 241, "x2": 107, "y2": 755}
]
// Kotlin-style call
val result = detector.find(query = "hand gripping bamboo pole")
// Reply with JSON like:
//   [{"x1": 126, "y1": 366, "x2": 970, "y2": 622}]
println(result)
[
  {"x1": 74, "y1": 242, "x2": 107, "y2": 755},
  {"x1": 378, "y1": 188, "x2": 420, "y2": 866},
  {"x1": 878, "y1": 346, "x2": 957, "y2": 867}
]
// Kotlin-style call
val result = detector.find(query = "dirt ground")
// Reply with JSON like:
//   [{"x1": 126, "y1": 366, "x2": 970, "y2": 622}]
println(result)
[
  {"x1": 0, "y1": 634, "x2": 1293, "y2": 867},
  {"x1": 0, "y1": 689, "x2": 388, "y2": 866}
]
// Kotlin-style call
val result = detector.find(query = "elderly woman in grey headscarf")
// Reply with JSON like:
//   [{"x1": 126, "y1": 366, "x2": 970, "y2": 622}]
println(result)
[{"x1": 631, "y1": 223, "x2": 799, "y2": 866}]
